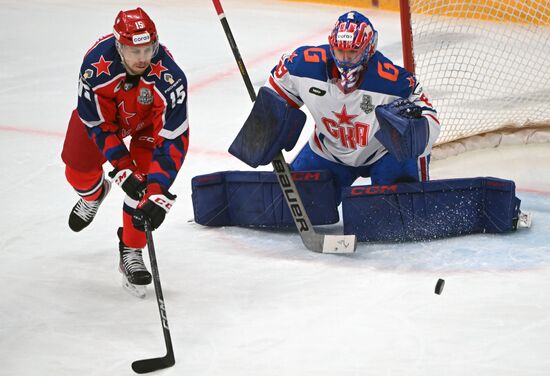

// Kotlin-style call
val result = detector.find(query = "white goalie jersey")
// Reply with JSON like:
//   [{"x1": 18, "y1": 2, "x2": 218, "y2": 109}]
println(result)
[{"x1": 265, "y1": 44, "x2": 440, "y2": 168}]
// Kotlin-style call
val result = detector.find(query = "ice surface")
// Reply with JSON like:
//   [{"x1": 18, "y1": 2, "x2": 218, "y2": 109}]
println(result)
[{"x1": 1, "y1": 1, "x2": 549, "y2": 375}]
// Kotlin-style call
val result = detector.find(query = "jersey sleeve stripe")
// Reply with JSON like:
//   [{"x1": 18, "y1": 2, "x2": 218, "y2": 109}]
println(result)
[
  {"x1": 268, "y1": 76, "x2": 302, "y2": 108},
  {"x1": 159, "y1": 118, "x2": 189, "y2": 139},
  {"x1": 424, "y1": 113, "x2": 440, "y2": 126},
  {"x1": 418, "y1": 156, "x2": 428, "y2": 181}
]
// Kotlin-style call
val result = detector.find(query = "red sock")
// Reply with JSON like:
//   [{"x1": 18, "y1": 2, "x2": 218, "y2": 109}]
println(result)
[{"x1": 65, "y1": 166, "x2": 104, "y2": 201}]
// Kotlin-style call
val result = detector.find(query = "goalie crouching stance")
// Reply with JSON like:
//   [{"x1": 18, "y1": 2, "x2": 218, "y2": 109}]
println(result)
[{"x1": 192, "y1": 10, "x2": 528, "y2": 241}]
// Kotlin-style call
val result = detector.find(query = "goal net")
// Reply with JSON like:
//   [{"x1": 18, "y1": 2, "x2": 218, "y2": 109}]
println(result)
[{"x1": 400, "y1": 0, "x2": 550, "y2": 158}]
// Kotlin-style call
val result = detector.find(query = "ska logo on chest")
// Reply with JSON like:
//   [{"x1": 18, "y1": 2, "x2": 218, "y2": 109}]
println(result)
[{"x1": 321, "y1": 104, "x2": 370, "y2": 149}]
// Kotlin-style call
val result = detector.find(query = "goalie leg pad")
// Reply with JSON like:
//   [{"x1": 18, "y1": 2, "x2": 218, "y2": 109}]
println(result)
[
  {"x1": 228, "y1": 87, "x2": 306, "y2": 168},
  {"x1": 342, "y1": 177, "x2": 521, "y2": 242},
  {"x1": 192, "y1": 170, "x2": 339, "y2": 227}
]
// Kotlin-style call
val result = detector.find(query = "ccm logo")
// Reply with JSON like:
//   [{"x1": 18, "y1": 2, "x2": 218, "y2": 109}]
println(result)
[
  {"x1": 350, "y1": 184, "x2": 398, "y2": 196},
  {"x1": 290, "y1": 172, "x2": 321, "y2": 181},
  {"x1": 158, "y1": 299, "x2": 170, "y2": 330},
  {"x1": 114, "y1": 170, "x2": 130, "y2": 185},
  {"x1": 138, "y1": 136, "x2": 155, "y2": 143},
  {"x1": 195, "y1": 175, "x2": 220, "y2": 183},
  {"x1": 152, "y1": 195, "x2": 173, "y2": 211}
]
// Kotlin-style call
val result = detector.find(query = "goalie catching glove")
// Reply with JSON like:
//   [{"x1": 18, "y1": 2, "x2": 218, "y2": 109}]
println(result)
[
  {"x1": 374, "y1": 99, "x2": 429, "y2": 162},
  {"x1": 132, "y1": 184, "x2": 177, "y2": 231}
]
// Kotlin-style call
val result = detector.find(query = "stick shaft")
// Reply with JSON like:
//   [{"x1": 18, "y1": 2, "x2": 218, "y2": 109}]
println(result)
[
  {"x1": 211, "y1": 0, "x2": 356, "y2": 253},
  {"x1": 144, "y1": 222, "x2": 175, "y2": 360}
]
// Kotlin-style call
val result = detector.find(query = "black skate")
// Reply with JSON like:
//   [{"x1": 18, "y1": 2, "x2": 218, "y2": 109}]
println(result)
[
  {"x1": 117, "y1": 228, "x2": 152, "y2": 298},
  {"x1": 68, "y1": 180, "x2": 111, "y2": 232}
]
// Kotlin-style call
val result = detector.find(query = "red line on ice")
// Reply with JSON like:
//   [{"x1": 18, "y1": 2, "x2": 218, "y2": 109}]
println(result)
[{"x1": 189, "y1": 28, "x2": 329, "y2": 93}]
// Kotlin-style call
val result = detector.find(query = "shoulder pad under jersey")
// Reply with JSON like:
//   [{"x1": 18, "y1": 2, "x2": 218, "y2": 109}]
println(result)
[
  {"x1": 141, "y1": 44, "x2": 187, "y2": 95},
  {"x1": 360, "y1": 51, "x2": 415, "y2": 98},
  {"x1": 279, "y1": 44, "x2": 331, "y2": 82},
  {"x1": 80, "y1": 35, "x2": 125, "y2": 88}
]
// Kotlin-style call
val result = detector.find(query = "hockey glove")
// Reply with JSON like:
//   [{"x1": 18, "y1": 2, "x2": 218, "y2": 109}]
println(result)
[
  {"x1": 375, "y1": 99, "x2": 429, "y2": 162},
  {"x1": 108, "y1": 167, "x2": 147, "y2": 201},
  {"x1": 132, "y1": 185, "x2": 177, "y2": 231}
]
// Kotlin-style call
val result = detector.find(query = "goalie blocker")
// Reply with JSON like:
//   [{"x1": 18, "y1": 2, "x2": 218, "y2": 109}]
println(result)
[
  {"x1": 192, "y1": 172, "x2": 524, "y2": 241},
  {"x1": 228, "y1": 87, "x2": 306, "y2": 168}
]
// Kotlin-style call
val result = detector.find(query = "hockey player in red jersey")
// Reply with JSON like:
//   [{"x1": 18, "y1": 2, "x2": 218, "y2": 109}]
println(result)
[{"x1": 61, "y1": 8, "x2": 189, "y2": 296}]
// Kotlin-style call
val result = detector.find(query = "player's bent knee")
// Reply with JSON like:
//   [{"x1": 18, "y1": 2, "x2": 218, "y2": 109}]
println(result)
[
  {"x1": 192, "y1": 170, "x2": 339, "y2": 227},
  {"x1": 342, "y1": 177, "x2": 522, "y2": 242}
]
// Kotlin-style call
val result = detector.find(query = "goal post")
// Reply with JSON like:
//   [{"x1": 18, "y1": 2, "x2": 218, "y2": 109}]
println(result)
[{"x1": 399, "y1": 0, "x2": 550, "y2": 158}]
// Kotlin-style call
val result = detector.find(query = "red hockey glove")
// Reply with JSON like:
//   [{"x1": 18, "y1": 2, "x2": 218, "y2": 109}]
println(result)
[
  {"x1": 109, "y1": 163, "x2": 147, "y2": 201},
  {"x1": 132, "y1": 184, "x2": 177, "y2": 231}
]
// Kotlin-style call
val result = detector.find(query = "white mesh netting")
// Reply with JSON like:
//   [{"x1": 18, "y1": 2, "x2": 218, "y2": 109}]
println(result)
[{"x1": 407, "y1": 0, "x2": 550, "y2": 157}]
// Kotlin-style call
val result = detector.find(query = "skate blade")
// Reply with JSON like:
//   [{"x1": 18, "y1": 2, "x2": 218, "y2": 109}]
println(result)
[
  {"x1": 517, "y1": 211, "x2": 533, "y2": 229},
  {"x1": 121, "y1": 276, "x2": 147, "y2": 299}
]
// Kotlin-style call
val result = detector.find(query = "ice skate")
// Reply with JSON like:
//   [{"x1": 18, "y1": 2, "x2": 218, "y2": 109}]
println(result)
[
  {"x1": 517, "y1": 211, "x2": 533, "y2": 229},
  {"x1": 68, "y1": 180, "x2": 111, "y2": 232},
  {"x1": 118, "y1": 228, "x2": 152, "y2": 298}
]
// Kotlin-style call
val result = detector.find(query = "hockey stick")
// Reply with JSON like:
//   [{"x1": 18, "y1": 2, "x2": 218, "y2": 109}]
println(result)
[
  {"x1": 131, "y1": 221, "x2": 175, "y2": 374},
  {"x1": 212, "y1": 0, "x2": 356, "y2": 254}
]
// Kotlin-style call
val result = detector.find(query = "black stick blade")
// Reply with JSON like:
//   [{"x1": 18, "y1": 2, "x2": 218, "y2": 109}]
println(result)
[{"x1": 132, "y1": 354, "x2": 175, "y2": 374}]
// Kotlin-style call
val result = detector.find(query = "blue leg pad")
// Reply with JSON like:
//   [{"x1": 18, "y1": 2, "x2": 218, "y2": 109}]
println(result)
[
  {"x1": 192, "y1": 170, "x2": 339, "y2": 227},
  {"x1": 342, "y1": 177, "x2": 521, "y2": 242}
]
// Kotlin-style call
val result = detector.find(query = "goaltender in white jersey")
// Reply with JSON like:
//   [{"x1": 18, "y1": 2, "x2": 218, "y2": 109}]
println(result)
[{"x1": 266, "y1": 11, "x2": 440, "y2": 186}]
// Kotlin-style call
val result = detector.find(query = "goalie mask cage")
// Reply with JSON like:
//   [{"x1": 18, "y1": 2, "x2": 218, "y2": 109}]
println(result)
[{"x1": 399, "y1": 0, "x2": 550, "y2": 158}]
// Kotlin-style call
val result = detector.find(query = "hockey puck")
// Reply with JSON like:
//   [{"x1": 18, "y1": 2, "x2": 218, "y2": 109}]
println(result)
[{"x1": 435, "y1": 279, "x2": 445, "y2": 295}]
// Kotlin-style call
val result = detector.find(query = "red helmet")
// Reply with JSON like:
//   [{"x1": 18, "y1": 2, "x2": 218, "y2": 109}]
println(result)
[{"x1": 113, "y1": 7, "x2": 158, "y2": 46}]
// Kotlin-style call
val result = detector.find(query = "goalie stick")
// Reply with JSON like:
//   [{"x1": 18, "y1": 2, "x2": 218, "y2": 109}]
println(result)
[
  {"x1": 212, "y1": 0, "x2": 356, "y2": 254},
  {"x1": 131, "y1": 221, "x2": 175, "y2": 374}
]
